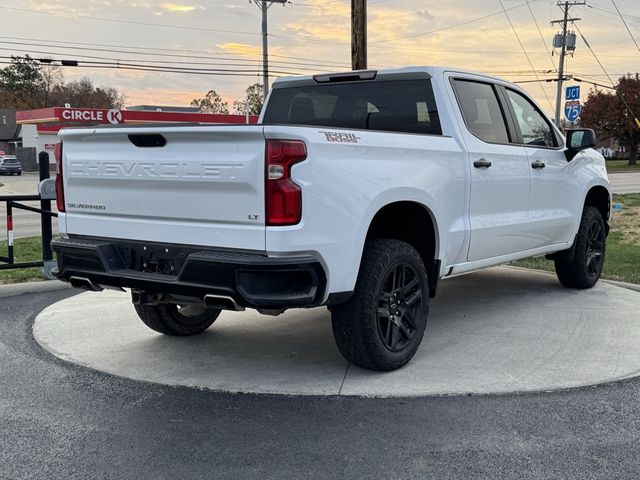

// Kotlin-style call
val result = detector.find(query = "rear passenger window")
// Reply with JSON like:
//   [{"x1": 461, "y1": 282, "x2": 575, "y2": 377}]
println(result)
[{"x1": 452, "y1": 80, "x2": 510, "y2": 144}]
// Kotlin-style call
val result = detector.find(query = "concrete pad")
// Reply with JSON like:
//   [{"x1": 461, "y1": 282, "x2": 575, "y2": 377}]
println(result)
[{"x1": 34, "y1": 267, "x2": 640, "y2": 397}]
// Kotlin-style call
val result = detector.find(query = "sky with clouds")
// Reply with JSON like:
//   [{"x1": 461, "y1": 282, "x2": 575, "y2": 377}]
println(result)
[{"x1": 0, "y1": 0, "x2": 638, "y2": 114}]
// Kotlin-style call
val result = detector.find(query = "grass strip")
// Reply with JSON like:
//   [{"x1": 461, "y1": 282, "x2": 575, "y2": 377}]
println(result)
[
  {"x1": 606, "y1": 160, "x2": 640, "y2": 173},
  {"x1": 512, "y1": 193, "x2": 640, "y2": 284},
  {"x1": 0, "y1": 236, "x2": 46, "y2": 284}
]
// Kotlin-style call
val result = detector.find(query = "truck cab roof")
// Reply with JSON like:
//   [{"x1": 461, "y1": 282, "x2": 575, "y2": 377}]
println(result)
[{"x1": 272, "y1": 66, "x2": 514, "y2": 89}]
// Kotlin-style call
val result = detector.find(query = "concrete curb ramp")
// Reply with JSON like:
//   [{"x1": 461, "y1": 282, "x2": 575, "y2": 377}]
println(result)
[{"x1": 34, "y1": 267, "x2": 640, "y2": 397}]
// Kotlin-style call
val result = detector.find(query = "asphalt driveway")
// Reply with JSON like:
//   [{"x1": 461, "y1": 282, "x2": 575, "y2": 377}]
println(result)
[{"x1": 1, "y1": 289, "x2": 640, "y2": 479}]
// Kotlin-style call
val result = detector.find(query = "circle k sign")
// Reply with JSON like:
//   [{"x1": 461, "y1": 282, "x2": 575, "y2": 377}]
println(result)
[
  {"x1": 107, "y1": 109, "x2": 123, "y2": 124},
  {"x1": 59, "y1": 108, "x2": 124, "y2": 125}
]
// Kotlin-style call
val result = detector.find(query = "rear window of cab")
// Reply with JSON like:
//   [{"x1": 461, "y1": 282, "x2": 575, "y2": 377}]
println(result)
[{"x1": 263, "y1": 79, "x2": 442, "y2": 136}]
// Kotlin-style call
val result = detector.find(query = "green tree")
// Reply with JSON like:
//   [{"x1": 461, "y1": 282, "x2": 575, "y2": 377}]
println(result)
[
  {"x1": 50, "y1": 77, "x2": 125, "y2": 108},
  {"x1": 233, "y1": 83, "x2": 264, "y2": 116},
  {"x1": 190, "y1": 90, "x2": 229, "y2": 114},
  {"x1": 0, "y1": 56, "x2": 124, "y2": 109},
  {"x1": 580, "y1": 74, "x2": 640, "y2": 165},
  {"x1": 0, "y1": 56, "x2": 45, "y2": 108}
]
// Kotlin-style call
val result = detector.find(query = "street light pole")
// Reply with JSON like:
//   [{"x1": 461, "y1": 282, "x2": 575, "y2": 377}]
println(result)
[
  {"x1": 351, "y1": 0, "x2": 367, "y2": 70},
  {"x1": 551, "y1": 1, "x2": 585, "y2": 125},
  {"x1": 253, "y1": 0, "x2": 287, "y2": 100},
  {"x1": 261, "y1": 0, "x2": 269, "y2": 100}
]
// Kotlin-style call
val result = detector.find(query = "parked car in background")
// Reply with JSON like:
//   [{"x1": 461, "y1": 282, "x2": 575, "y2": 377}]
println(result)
[{"x1": 0, "y1": 155, "x2": 22, "y2": 175}]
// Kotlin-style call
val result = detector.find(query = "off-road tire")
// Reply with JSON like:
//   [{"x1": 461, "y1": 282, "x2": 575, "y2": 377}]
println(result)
[
  {"x1": 134, "y1": 303, "x2": 221, "y2": 336},
  {"x1": 554, "y1": 206, "x2": 606, "y2": 289},
  {"x1": 330, "y1": 238, "x2": 429, "y2": 371}
]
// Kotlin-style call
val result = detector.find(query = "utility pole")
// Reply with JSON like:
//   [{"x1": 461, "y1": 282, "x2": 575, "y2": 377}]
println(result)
[
  {"x1": 252, "y1": 0, "x2": 287, "y2": 99},
  {"x1": 551, "y1": 1, "x2": 585, "y2": 125},
  {"x1": 351, "y1": 0, "x2": 367, "y2": 70}
]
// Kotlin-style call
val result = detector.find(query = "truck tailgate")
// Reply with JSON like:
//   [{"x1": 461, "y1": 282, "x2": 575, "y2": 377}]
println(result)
[{"x1": 59, "y1": 125, "x2": 266, "y2": 251}]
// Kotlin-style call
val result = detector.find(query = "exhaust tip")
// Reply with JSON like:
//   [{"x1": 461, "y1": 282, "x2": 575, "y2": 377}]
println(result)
[
  {"x1": 69, "y1": 276, "x2": 103, "y2": 292},
  {"x1": 203, "y1": 294, "x2": 244, "y2": 311}
]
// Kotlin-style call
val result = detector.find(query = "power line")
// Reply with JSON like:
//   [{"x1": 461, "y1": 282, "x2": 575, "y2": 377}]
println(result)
[
  {"x1": 0, "y1": 55, "x2": 302, "y2": 76},
  {"x1": 524, "y1": 0, "x2": 556, "y2": 70},
  {"x1": 513, "y1": 77, "x2": 561, "y2": 83},
  {"x1": 0, "y1": 57, "x2": 299, "y2": 77},
  {"x1": 570, "y1": 72, "x2": 620, "y2": 86},
  {"x1": 570, "y1": 52, "x2": 635, "y2": 73},
  {"x1": 574, "y1": 25, "x2": 618, "y2": 87},
  {"x1": 1, "y1": 34, "x2": 585, "y2": 69},
  {"x1": 609, "y1": 0, "x2": 640, "y2": 55},
  {"x1": 0, "y1": 4, "x2": 351, "y2": 47},
  {"x1": 586, "y1": 2, "x2": 640, "y2": 23},
  {"x1": 572, "y1": 77, "x2": 618, "y2": 90},
  {"x1": 0, "y1": 34, "x2": 352, "y2": 69},
  {"x1": 580, "y1": 4, "x2": 620, "y2": 22},
  {"x1": 516, "y1": 75, "x2": 620, "y2": 92},
  {"x1": 287, "y1": 0, "x2": 389, "y2": 12},
  {"x1": 0, "y1": 6, "x2": 261, "y2": 37},
  {"x1": 288, "y1": 0, "x2": 349, "y2": 6},
  {"x1": 497, "y1": 0, "x2": 555, "y2": 111},
  {"x1": 574, "y1": 23, "x2": 639, "y2": 124},
  {"x1": 0, "y1": 38, "x2": 321, "y2": 68},
  {"x1": 369, "y1": 0, "x2": 536, "y2": 44},
  {"x1": 579, "y1": 2, "x2": 640, "y2": 30},
  {"x1": 0, "y1": 60, "x2": 265, "y2": 77},
  {"x1": 0, "y1": 41, "x2": 343, "y2": 73}
]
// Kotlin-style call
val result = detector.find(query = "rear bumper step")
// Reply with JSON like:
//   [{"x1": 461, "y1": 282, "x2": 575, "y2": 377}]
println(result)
[{"x1": 52, "y1": 237, "x2": 327, "y2": 309}]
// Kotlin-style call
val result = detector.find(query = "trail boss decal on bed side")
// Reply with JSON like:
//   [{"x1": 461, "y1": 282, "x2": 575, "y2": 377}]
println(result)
[{"x1": 321, "y1": 131, "x2": 361, "y2": 143}]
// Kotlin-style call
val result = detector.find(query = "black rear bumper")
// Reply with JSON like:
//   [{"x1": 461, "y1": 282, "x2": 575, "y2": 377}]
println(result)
[{"x1": 52, "y1": 237, "x2": 327, "y2": 309}]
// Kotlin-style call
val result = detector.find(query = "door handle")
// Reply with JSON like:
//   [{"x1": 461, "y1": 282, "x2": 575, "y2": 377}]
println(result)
[
  {"x1": 473, "y1": 158, "x2": 492, "y2": 168},
  {"x1": 531, "y1": 160, "x2": 546, "y2": 169}
]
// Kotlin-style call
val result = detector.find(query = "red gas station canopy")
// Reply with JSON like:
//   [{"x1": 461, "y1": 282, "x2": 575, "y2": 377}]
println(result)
[{"x1": 16, "y1": 107, "x2": 258, "y2": 127}]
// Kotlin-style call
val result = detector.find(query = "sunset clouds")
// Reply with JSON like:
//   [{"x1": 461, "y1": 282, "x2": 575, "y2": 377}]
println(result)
[{"x1": 2, "y1": 0, "x2": 637, "y2": 111}]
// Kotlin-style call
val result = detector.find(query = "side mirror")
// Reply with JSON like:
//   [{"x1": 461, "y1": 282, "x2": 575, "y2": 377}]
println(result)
[{"x1": 565, "y1": 128, "x2": 596, "y2": 161}]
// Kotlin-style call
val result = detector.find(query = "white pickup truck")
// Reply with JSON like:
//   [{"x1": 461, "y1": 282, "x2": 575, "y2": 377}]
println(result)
[{"x1": 52, "y1": 67, "x2": 611, "y2": 371}]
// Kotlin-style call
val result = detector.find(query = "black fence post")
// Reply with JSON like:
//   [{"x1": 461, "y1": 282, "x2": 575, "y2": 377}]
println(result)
[
  {"x1": 6, "y1": 201, "x2": 14, "y2": 264},
  {"x1": 39, "y1": 152, "x2": 53, "y2": 266}
]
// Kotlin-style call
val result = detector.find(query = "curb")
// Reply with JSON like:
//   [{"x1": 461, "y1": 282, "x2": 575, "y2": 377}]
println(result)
[
  {"x1": 505, "y1": 265, "x2": 640, "y2": 293},
  {"x1": 0, "y1": 280, "x2": 72, "y2": 298},
  {"x1": 602, "y1": 278, "x2": 640, "y2": 293}
]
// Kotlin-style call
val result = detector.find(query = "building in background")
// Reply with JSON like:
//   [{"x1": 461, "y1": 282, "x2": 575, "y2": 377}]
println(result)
[{"x1": 0, "y1": 109, "x2": 20, "y2": 155}]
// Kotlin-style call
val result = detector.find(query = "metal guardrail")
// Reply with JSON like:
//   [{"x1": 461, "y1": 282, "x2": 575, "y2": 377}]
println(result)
[{"x1": 0, "y1": 152, "x2": 58, "y2": 278}]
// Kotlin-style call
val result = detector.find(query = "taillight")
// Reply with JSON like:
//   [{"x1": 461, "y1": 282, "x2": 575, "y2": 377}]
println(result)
[
  {"x1": 265, "y1": 139, "x2": 306, "y2": 226},
  {"x1": 54, "y1": 142, "x2": 65, "y2": 212}
]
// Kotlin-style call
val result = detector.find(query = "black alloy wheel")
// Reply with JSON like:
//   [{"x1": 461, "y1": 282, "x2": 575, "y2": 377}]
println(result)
[
  {"x1": 377, "y1": 262, "x2": 424, "y2": 353},
  {"x1": 330, "y1": 238, "x2": 430, "y2": 371},
  {"x1": 555, "y1": 206, "x2": 607, "y2": 289},
  {"x1": 585, "y1": 219, "x2": 605, "y2": 277}
]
